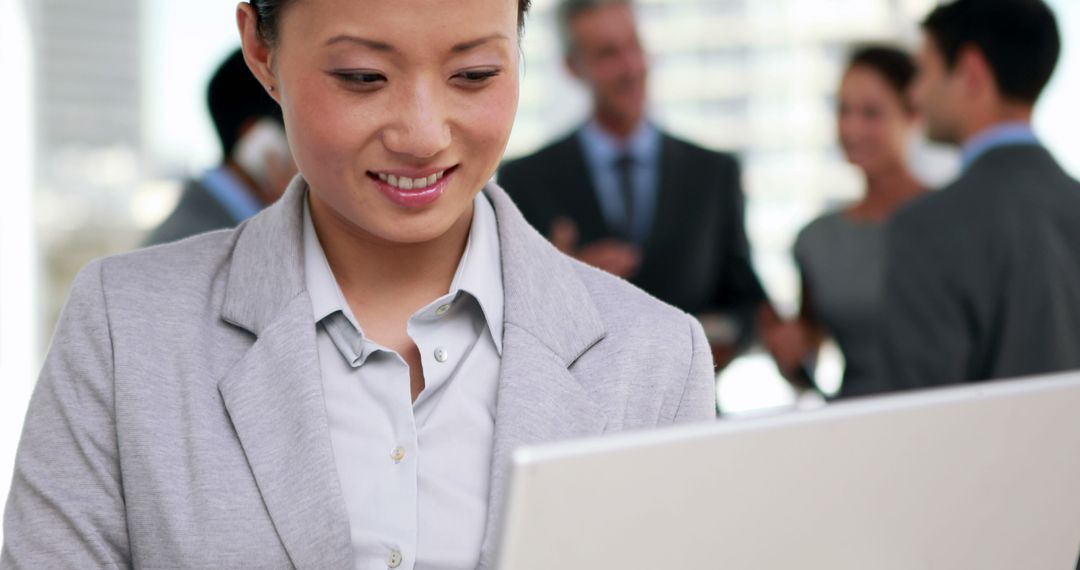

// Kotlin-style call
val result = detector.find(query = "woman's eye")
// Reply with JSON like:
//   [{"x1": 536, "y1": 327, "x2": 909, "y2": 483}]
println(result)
[
  {"x1": 332, "y1": 71, "x2": 387, "y2": 88},
  {"x1": 454, "y1": 69, "x2": 501, "y2": 86}
]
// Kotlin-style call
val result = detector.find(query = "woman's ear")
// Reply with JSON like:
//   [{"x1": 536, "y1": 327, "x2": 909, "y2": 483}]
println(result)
[{"x1": 237, "y1": 2, "x2": 279, "y2": 102}]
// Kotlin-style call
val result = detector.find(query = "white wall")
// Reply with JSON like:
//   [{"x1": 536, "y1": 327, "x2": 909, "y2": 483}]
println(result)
[
  {"x1": 142, "y1": 0, "x2": 249, "y2": 173},
  {"x1": 0, "y1": 0, "x2": 37, "y2": 545},
  {"x1": 1035, "y1": 0, "x2": 1080, "y2": 178}
]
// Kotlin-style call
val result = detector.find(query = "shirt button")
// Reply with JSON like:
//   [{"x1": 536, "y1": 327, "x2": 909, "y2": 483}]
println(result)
[
  {"x1": 387, "y1": 549, "x2": 403, "y2": 568},
  {"x1": 435, "y1": 303, "x2": 451, "y2": 316},
  {"x1": 434, "y1": 347, "x2": 449, "y2": 363},
  {"x1": 390, "y1": 446, "x2": 406, "y2": 463}
]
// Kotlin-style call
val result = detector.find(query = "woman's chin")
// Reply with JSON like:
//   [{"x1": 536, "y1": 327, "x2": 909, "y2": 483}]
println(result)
[{"x1": 368, "y1": 208, "x2": 469, "y2": 246}]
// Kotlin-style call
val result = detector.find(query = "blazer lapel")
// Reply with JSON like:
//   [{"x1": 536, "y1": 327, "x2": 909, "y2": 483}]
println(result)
[
  {"x1": 555, "y1": 132, "x2": 613, "y2": 242},
  {"x1": 641, "y1": 134, "x2": 690, "y2": 268},
  {"x1": 218, "y1": 180, "x2": 352, "y2": 568},
  {"x1": 477, "y1": 183, "x2": 610, "y2": 568}
]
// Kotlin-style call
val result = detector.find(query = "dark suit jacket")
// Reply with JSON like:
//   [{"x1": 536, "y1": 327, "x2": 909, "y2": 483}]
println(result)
[
  {"x1": 498, "y1": 128, "x2": 766, "y2": 338},
  {"x1": 144, "y1": 178, "x2": 237, "y2": 246},
  {"x1": 881, "y1": 144, "x2": 1080, "y2": 389}
]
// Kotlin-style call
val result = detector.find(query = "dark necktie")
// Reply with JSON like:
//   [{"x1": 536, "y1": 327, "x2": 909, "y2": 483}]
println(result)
[{"x1": 613, "y1": 153, "x2": 636, "y2": 240}]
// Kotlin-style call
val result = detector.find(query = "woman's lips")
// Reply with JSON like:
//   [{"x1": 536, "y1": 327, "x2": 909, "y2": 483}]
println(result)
[{"x1": 368, "y1": 166, "x2": 457, "y2": 209}]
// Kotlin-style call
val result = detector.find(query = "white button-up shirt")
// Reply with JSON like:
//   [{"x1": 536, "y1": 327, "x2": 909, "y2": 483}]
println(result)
[{"x1": 303, "y1": 192, "x2": 504, "y2": 570}]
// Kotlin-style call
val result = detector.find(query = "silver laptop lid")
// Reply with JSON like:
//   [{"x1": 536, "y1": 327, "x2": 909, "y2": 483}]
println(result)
[{"x1": 497, "y1": 372, "x2": 1080, "y2": 569}]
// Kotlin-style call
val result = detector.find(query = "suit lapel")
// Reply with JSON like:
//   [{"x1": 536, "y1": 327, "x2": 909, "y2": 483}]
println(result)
[
  {"x1": 218, "y1": 180, "x2": 352, "y2": 568},
  {"x1": 218, "y1": 295, "x2": 352, "y2": 569},
  {"x1": 554, "y1": 132, "x2": 613, "y2": 242},
  {"x1": 477, "y1": 184, "x2": 610, "y2": 568},
  {"x1": 641, "y1": 134, "x2": 689, "y2": 268}
]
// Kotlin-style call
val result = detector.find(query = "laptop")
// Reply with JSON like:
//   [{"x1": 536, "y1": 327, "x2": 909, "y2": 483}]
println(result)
[{"x1": 495, "y1": 371, "x2": 1080, "y2": 569}]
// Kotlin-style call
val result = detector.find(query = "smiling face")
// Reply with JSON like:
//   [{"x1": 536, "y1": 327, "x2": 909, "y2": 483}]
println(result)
[
  {"x1": 240, "y1": 0, "x2": 520, "y2": 246},
  {"x1": 837, "y1": 65, "x2": 915, "y2": 176}
]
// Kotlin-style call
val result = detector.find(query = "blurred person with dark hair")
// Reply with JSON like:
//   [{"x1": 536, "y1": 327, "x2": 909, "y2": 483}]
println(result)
[
  {"x1": 144, "y1": 48, "x2": 296, "y2": 246},
  {"x1": 498, "y1": 0, "x2": 766, "y2": 367},
  {"x1": 762, "y1": 46, "x2": 925, "y2": 398},
  {"x1": 881, "y1": 0, "x2": 1080, "y2": 389}
]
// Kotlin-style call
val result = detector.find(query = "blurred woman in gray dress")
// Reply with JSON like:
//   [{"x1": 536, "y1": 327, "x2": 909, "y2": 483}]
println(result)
[{"x1": 764, "y1": 46, "x2": 925, "y2": 398}]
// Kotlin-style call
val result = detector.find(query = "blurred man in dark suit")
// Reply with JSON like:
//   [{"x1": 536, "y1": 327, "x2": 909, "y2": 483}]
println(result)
[
  {"x1": 881, "y1": 0, "x2": 1080, "y2": 389},
  {"x1": 145, "y1": 48, "x2": 296, "y2": 246},
  {"x1": 498, "y1": 0, "x2": 766, "y2": 367}
]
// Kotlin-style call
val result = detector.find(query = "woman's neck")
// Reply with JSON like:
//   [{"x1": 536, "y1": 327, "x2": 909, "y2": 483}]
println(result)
[
  {"x1": 309, "y1": 194, "x2": 474, "y2": 328},
  {"x1": 849, "y1": 161, "x2": 924, "y2": 223}
]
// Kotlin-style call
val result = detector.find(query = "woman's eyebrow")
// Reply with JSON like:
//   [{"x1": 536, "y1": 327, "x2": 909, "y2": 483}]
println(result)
[
  {"x1": 324, "y1": 35, "x2": 395, "y2": 52},
  {"x1": 451, "y1": 34, "x2": 511, "y2": 53},
  {"x1": 322, "y1": 33, "x2": 509, "y2": 54}
]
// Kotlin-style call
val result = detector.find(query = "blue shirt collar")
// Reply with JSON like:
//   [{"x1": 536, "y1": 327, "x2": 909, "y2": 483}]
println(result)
[
  {"x1": 961, "y1": 122, "x2": 1040, "y2": 171},
  {"x1": 200, "y1": 166, "x2": 264, "y2": 223},
  {"x1": 580, "y1": 119, "x2": 661, "y2": 165}
]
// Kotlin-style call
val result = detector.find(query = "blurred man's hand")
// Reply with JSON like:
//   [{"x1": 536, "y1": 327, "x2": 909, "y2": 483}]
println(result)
[
  {"x1": 710, "y1": 343, "x2": 737, "y2": 371},
  {"x1": 550, "y1": 217, "x2": 641, "y2": 279},
  {"x1": 758, "y1": 305, "x2": 815, "y2": 390}
]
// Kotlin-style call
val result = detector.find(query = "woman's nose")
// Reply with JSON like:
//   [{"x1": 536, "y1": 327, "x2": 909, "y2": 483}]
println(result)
[{"x1": 382, "y1": 83, "x2": 452, "y2": 159}]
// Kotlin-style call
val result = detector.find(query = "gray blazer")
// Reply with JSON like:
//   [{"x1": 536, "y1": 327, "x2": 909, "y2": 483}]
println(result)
[
  {"x1": 2, "y1": 181, "x2": 716, "y2": 569},
  {"x1": 881, "y1": 144, "x2": 1080, "y2": 389}
]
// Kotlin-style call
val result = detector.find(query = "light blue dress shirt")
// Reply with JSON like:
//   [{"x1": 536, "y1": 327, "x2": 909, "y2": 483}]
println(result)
[
  {"x1": 578, "y1": 120, "x2": 662, "y2": 245},
  {"x1": 201, "y1": 166, "x2": 264, "y2": 223},
  {"x1": 304, "y1": 192, "x2": 504, "y2": 570},
  {"x1": 961, "y1": 122, "x2": 1041, "y2": 171}
]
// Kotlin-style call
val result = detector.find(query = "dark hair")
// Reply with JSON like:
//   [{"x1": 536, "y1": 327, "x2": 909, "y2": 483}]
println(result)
[
  {"x1": 207, "y1": 48, "x2": 283, "y2": 158},
  {"x1": 249, "y1": 0, "x2": 533, "y2": 45},
  {"x1": 556, "y1": 0, "x2": 632, "y2": 56},
  {"x1": 922, "y1": 0, "x2": 1060, "y2": 104},
  {"x1": 846, "y1": 45, "x2": 917, "y2": 113}
]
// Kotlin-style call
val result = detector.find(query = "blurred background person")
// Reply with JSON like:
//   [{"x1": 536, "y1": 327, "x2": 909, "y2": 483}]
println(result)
[
  {"x1": 882, "y1": 0, "x2": 1080, "y2": 388},
  {"x1": 763, "y1": 45, "x2": 924, "y2": 398},
  {"x1": 498, "y1": 0, "x2": 767, "y2": 367},
  {"x1": 144, "y1": 48, "x2": 295, "y2": 246}
]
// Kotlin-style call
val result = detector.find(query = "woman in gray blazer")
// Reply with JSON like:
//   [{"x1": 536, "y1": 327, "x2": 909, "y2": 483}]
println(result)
[{"x1": 1, "y1": 1, "x2": 716, "y2": 568}]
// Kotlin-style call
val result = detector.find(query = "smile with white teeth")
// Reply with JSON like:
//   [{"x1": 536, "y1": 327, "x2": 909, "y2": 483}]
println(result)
[{"x1": 376, "y1": 169, "x2": 447, "y2": 190}]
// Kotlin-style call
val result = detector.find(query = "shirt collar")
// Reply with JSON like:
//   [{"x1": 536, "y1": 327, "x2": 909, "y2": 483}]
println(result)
[
  {"x1": 303, "y1": 195, "x2": 362, "y2": 330},
  {"x1": 579, "y1": 119, "x2": 661, "y2": 166},
  {"x1": 449, "y1": 191, "x2": 505, "y2": 353},
  {"x1": 961, "y1": 122, "x2": 1040, "y2": 171},
  {"x1": 302, "y1": 190, "x2": 504, "y2": 354},
  {"x1": 201, "y1": 166, "x2": 264, "y2": 223}
]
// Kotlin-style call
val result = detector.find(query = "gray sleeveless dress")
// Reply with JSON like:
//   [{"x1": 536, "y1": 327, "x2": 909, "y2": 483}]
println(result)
[{"x1": 795, "y1": 211, "x2": 889, "y2": 397}]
